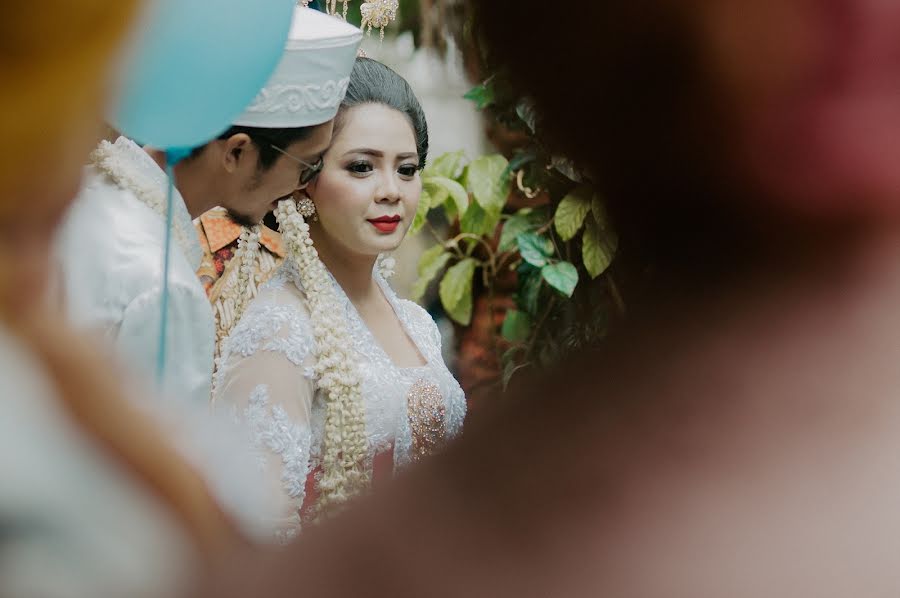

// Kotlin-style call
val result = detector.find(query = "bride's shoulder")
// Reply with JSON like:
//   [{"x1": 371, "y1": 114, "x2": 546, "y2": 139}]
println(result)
[
  {"x1": 219, "y1": 261, "x2": 315, "y2": 363},
  {"x1": 262, "y1": 258, "x2": 305, "y2": 294},
  {"x1": 375, "y1": 274, "x2": 437, "y2": 334},
  {"x1": 395, "y1": 298, "x2": 442, "y2": 347},
  {"x1": 253, "y1": 259, "x2": 311, "y2": 310}
]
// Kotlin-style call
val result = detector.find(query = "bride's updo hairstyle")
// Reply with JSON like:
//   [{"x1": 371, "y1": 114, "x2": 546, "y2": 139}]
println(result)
[{"x1": 335, "y1": 57, "x2": 429, "y2": 169}]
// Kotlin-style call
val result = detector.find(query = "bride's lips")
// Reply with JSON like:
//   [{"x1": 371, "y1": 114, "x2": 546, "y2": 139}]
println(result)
[{"x1": 368, "y1": 215, "x2": 401, "y2": 233}]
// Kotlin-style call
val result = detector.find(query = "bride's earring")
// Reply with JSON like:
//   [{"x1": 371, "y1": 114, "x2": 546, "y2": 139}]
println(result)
[
  {"x1": 297, "y1": 194, "x2": 317, "y2": 221},
  {"x1": 377, "y1": 253, "x2": 396, "y2": 280}
]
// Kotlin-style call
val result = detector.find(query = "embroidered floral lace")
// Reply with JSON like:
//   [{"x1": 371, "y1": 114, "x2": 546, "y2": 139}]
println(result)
[{"x1": 214, "y1": 259, "x2": 466, "y2": 539}]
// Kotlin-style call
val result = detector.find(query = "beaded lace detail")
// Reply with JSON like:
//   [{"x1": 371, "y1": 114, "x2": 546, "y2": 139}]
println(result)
[{"x1": 214, "y1": 257, "x2": 466, "y2": 537}]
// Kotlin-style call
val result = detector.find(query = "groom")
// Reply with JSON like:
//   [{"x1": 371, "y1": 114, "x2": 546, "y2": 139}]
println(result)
[{"x1": 56, "y1": 7, "x2": 362, "y2": 404}]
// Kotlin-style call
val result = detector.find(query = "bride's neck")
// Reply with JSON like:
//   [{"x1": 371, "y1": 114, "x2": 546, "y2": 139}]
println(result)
[{"x1": 309, "y1": 226, "x2": 379, "y2": 303}]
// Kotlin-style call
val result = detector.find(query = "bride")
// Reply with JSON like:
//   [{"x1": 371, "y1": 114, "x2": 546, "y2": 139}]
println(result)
[{"x1": 214, "y1": 58, "x2": 466, "y2": 539}]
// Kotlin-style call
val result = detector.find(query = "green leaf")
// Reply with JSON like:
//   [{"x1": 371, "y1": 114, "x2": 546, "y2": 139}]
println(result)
[
  {"x1": 439, "y1": 258, "x2": 477, "y2": 325},
  {"x1": 417, "y1": 244, "x2": 447, "y2": 276},
  {"x1": 592, "y1": 193, "x2": 611, "y2": 227},
  {"x1": 550, "y1": 156, "x2": 583, "y2": 183},
  {"x1": 420, "y1": 179, "x2": 449, "y2": 209},
  {"x1": 499, "y1": 210, "x2": 538, "y2": 253},
  {"x1": 541, "y1": 261, "x2": 579, "y2": 297},
  {"x1": 463, "y1": 81, "x2": 495, "y2": 110},
  {"x1": 554, "y1": 186, "x2": 592, "y2": 241},
  {"x1": 515, "y1": 98, "x2": 538, "y2": 133},
  {"x1": 424, "y1": 176, "x2": 469, "y2": 214},
  {"x1": 500, "y1": 206, "x2": 550, "y2": 254},
  {"x1": 502, "y1": 357, "x2": 528, "y2": 390},
  {"x1": 409, "y1": 182, "x2": 440, "y2": 235},
  {"x1": 517, "y1": 232, "x2": 554, "y2": 267},
  {"x1": 442, "y1": 200, "x2": 458, "y2": 224},
  {"x1": 424, "y1": 150, "x2": 465, "y2": 180},
  {"x1": 464, "y1": 154, "x2": 510, "y2": 212},
  {"x1": 516, "y1": 264, "x2": 543, "y2": 315},
  {"x1": 501, "y1": 346, "x2": 527, "y2": 390},
  {"x1": 501, "y1": 309, "x2": 532, "y2": 343},
  {"x1": 411, "y1": 245, "x2": 453, "y2": 302},
  {"x1": 460, "y1": 201, "x2": 502, "y2": 237},
  {"x1": 582, "y1": 218, "x2": 617, "y2": 278}
]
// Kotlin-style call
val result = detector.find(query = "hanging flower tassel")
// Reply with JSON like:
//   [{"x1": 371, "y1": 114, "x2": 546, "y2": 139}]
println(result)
[
  {"x1": 298, "y1": 0, "x2": 347, "y2": 18},
  {"x1": 274, "y1": 198, "x2": 370, "y2": 521},
  {"x1": 376, "y1": 253, "x2": 396, "y2": 280},
  {"x1": 324, "y1": 0, "x2": 348, "y2": 19},
  {"x1": 230, "y1": 226, "x2": 261, "y2": 330},
  {"x1": 360, "y1": 0, "x2": 398, "y2": 41}
]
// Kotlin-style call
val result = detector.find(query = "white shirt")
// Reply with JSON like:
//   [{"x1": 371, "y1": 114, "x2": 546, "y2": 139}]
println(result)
[{"x1": 56, "y1": 137, "x2": 214, "y2": 405}]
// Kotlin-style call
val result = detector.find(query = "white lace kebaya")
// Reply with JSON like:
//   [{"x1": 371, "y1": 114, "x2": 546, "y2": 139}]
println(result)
[{"x1": 213, "y1": 201, "x2": 466, "y2": 541}]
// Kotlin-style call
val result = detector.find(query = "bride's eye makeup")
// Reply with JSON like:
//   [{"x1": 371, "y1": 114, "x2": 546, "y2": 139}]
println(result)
[
  {"x1": 398, "y1": 164, "x2": 418, "y2": 178},
  {"x1": 345, "y1": 159, "x2": 419, "y2": 179},
  {"x1": 347, "y1": 160, "x2": 373, "y2": 175}
]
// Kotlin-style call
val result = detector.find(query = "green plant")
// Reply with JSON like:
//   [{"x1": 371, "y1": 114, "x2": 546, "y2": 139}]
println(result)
[{"x1": 411, "y1": 78, "x2": 622, "y2": 388}]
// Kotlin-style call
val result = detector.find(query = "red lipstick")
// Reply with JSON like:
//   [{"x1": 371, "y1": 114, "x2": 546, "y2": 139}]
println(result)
[{"x1": 368, "y1": 215, "x2": 401, "y2": 233}]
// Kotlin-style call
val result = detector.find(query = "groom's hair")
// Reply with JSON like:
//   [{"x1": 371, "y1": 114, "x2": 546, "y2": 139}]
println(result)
[{"x1": 188, "y1": 125, "x2": 316, "y2": 170}]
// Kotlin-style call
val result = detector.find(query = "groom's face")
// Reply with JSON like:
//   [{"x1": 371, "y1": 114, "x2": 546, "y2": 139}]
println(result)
[{"x1": 225, "y1": 121, "x2": 333, "y2": 226}]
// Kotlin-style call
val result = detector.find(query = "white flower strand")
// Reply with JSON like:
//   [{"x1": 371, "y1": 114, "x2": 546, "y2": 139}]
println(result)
[
  {"x1": 227, "y1": 226, "x2": 261, "y2": 339},
  {"x1": 274, "y1": 198, "x2": 370, "y2": 518},
  {"x1": 376, "y1": 253, "x2": 396, "y2": 280},
  {"x1": 90, "y1": 141, "x2": 196, "y2": 262}
]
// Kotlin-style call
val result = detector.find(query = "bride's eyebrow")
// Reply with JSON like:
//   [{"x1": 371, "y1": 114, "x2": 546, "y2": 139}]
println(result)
[
  {"x1": 342, "y1": 148, "x2": 382, "y2": 157},
  {"x1": 341, "y1": 148, "x2": 418, "y2": 161}
]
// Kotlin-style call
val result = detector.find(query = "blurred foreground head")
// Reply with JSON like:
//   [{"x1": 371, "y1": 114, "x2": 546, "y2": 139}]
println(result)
[
  {"x1": 0, "y1": 0, "x2": 138, "y2": 311},
  {"x1": 476, "y1": 0, "x2": 900, "y2": 278},
  {"x1": 193, "y1": 8, "x2": 900, "y2": 595}
]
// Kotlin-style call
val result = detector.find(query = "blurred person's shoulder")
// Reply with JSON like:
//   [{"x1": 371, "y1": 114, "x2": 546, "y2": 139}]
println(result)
[{"x1": 0, "y1": 324, "x2": 196, "y2": 597}]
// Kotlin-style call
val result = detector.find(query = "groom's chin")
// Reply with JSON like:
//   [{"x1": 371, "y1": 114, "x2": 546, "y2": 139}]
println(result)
[{"x1": 226, "y1": 209, "x2": 259, "y2": 228}]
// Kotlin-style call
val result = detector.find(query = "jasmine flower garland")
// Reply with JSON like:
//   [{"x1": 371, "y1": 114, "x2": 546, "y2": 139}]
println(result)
[
  {"x1": 226, "y1": 226, "x2": 261, "y2": 344},
  {"x1": 274, "y1": 198, "x2": 370, "y2": 518}
]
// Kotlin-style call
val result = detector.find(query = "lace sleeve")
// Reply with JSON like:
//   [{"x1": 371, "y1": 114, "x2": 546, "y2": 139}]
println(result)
[{"x1": 213, "y1": 287, "x2": 316, "y2": 541}]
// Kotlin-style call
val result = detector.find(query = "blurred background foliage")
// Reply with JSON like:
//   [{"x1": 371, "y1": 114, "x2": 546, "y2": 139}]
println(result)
[{"x1": 312, "y1": 0, "x2": 625, "y2": 403}]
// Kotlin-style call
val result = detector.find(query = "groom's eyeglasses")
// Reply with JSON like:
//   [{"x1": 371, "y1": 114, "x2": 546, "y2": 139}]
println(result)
[{"x1": 269, "y1": 144, "x2": 324, "y2": 186}]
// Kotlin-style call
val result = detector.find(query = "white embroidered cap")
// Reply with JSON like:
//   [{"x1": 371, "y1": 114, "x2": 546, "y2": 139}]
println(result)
[{"x1": 232, "y1": 7, "x2": 362, "y2": 129}]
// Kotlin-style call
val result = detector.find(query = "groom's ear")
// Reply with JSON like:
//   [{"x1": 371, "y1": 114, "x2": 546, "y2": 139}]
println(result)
[{"x1": 221, "y1": 133, "x2": 253, "y2": 174}]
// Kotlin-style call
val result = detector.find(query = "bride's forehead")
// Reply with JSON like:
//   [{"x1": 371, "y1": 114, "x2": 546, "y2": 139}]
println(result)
[{"x1": 332, "y1": 104, "x2": 416, "y2": 148}]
